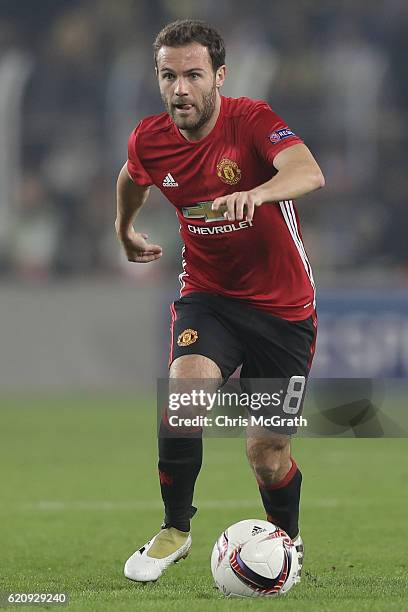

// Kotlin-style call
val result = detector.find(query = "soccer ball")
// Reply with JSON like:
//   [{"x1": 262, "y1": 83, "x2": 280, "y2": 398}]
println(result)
[{"x1": 211, "y1": 519, "x2": 299, "y2": 598}]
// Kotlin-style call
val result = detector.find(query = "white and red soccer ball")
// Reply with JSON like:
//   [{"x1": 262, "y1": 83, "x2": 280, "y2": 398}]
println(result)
[{"x1": 211, "y1": 519, "x2": 299, "y2": 598}]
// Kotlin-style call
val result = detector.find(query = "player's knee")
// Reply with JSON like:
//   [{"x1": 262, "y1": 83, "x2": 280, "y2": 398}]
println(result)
[
  {"x1": 168, "y1": 355, "x2": 221, "y2": 417},
  {"x1": 246, "y1": 435, "x2": 289, "y2": 459},
  {"x1": 170, "y1": 354, "x2": 222, "y2": 380},
  {"x1": 253, "y1": 464, "x2": 280, "y2": 486},
  {"x1": 246, "y1": 437, "x2": 290, "y2": 484}
]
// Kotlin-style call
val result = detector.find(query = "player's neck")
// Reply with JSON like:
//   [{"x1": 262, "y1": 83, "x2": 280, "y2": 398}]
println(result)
[{"x1": 179, "y1": 94, "x2": 222, "y2": 143}]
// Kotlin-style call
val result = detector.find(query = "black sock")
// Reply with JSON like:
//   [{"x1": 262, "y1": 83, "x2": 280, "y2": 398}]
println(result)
[
  {"x1": 158, "y1": 416, "x2": 202, "y2": 532},
  {"x1": 258, "y1": 458, "x2": 302, "y2": 539}
]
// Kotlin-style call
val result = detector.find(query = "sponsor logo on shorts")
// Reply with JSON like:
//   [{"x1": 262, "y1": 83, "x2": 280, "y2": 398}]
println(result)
[
  {"x1": 216, "y1": 158, "x2": 242, "y2": 185},
  {"x1": 177, "y1": 328, "x2": 199, "y2": 347},
  {"x1": 269, "y1": 127, "x2": 295, "y2": 144}
]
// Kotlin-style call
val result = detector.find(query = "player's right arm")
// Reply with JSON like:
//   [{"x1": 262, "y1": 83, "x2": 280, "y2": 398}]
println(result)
[{"x1": 115, "y1": 163, "x2": 163, "y2": 263}]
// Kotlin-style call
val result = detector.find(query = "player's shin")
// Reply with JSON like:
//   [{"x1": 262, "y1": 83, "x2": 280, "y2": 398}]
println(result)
[
  {"x1": 158, "y1": 418, "x2": 202, "y2": 532},
  {"x1": 258, "y1": 458, "x2": 302, "y2": 540}
]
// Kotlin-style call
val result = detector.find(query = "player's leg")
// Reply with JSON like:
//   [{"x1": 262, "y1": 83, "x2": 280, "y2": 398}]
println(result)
[
  {"x1": 124, "y1": 354, "x2": 221, "y2": 583},
  {"x1": 124, "y1": 293, "x2": 243, "y2": 582},
  {"x1": 243, "y1": 391, "x2": 306, "y2": 581},
  {"x1": 246, "y1": 430, "x2": 301, "y2": 539},
  {"x1": 151, "y1": 354, "x2": 221, "y2": 556},
  {"x1": 239, "y1": 310, "x2": 317, "y2": 580},
  {"x1": 246, "y1": 429, "x2": 304, "y2": 582},
  {"x1": 159, "y1": 294, "x2": 243, "y2": 535}
]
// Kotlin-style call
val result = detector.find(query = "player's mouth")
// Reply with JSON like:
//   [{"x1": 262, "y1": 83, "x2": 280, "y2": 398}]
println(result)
[{"x1": 173, "y1": 103, "x2": 194, "y2": 113}]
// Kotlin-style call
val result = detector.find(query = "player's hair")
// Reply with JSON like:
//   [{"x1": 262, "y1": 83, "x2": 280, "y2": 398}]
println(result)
[{"x1": 153, "y1": 19, "x2": 225, "y2": 72}]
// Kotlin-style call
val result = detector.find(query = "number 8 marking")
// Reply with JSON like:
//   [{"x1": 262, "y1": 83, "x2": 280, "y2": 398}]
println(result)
[{"x1": 282, "y1": 376, "x2": 306, "y2": 415}]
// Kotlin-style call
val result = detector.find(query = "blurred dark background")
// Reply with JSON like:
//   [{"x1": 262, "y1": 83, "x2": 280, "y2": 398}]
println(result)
[
  {"x1": 1, "y1": 0, "x2": 407, "y2": 391},
  {"x1": 1, "y1": 0, "x2": 407, "y2": 281}
]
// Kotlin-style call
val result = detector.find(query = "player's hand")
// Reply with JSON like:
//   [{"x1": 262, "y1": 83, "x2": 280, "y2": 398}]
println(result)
[
  {"x1": 115, "y1": 225, "x2": 163, "y2": 263},
  {"x1": 212, "y1": 190, "x2": 263, "y2": 222}
]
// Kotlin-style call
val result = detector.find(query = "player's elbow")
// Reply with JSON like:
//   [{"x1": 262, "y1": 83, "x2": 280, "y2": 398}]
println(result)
[
  {"x1": 297, "y1": 163, "x2": 325, "y2": 193},
  {"x1": 313, "y1": 167, "x2": 325, "y2": 190}
]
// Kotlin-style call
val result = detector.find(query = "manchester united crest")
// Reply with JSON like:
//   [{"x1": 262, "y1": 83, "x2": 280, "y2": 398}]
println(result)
[
  {"x1": 216, "y1": 158, "x2": 242, "y2": 185},
  {"x1": 177, "y1": 328, "x2": 199, "y2": 347}
]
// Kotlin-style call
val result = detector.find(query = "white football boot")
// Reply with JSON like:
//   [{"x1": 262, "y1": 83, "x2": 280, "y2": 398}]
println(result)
[
  {"x1": 124, "y1": 527, "x2": 191, "y2": 582},
  {"x1": 292, "y1": 534, "x2": 304, "y2": 583}
]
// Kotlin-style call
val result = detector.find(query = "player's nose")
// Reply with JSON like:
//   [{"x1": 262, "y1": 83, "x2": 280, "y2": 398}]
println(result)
[{"x1": 174, "y1": 77, "x2": 189, "y2": 96}]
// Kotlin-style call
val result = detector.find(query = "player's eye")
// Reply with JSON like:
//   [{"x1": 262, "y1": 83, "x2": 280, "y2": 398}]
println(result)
[
  {"x1": 189, "y1": 73, "x2": 200, "y2": 79},
  {"x1": 162, "y1": 73, "x2": 175, "y2": 80}
]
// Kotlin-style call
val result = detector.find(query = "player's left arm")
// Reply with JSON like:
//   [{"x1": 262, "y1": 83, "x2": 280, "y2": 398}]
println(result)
[{"x1": 212, "y1": 143, "x2": 325, "y2": 222}]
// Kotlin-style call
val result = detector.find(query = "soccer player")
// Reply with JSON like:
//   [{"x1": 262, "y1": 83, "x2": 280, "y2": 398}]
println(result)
[{"x1": 116, "y1": 19, "x2": 324, "y2": 583}]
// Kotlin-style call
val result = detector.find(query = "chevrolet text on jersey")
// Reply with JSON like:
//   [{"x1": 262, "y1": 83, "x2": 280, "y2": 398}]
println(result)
[{"x1": 187, "y1": 221, "x2": 253, "y2": 234}]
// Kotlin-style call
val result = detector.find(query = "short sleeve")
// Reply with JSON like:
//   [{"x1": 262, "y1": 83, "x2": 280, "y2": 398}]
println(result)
[
  {"x1": 248, "y1": 102, "x2": 303, "y2": 166},
  {"x1": 127, "y1": 122, "x2": 153, "y2": 186}
]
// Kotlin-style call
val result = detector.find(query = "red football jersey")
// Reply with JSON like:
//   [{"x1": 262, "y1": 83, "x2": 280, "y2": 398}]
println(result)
[{"x1": 127, "y1": 96, "x2": 315, "y2": 320}]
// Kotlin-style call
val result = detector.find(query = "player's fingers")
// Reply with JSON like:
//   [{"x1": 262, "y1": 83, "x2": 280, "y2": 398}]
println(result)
[
  {"x1": 212, "y1": 197, "x2": 226, "y2": 211},
  {"x1": 235, "y1": 194, "x2": 247, "y2": 221},
  {"x1": 245, "y1": 199, "x2": 255, "y2": 222},
  {"x1": 213, "y1": 202, "x2": 227, "y2": 218},
  {"x1": 244, "y1": 194, "x2": 257, "y2": 222},
  {"x1": 146, "y1": 243, "x2": 162, "y2": 252},
  {"x1": 225, "y1": 196, "x2": 237, "y2": 221},
  {"x1": 126, "y1": 245, "x2": 162, "y2": 260},
  {"x1": 139, "y1": 252, "x2": 162, "y2": 262},
  {"x1": 130, "y1": 252, "x2": 163, "y2": 263}
]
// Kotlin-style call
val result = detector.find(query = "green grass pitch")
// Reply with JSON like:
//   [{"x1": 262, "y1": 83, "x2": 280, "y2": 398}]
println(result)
[{"x1": 0, "y1": 396, "x2": 407, "y2": 611}]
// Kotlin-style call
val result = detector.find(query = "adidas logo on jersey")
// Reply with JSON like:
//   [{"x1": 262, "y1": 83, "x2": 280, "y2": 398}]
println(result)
[
  {"x1": 162, "y1": 172, "x2": 178, "y2": 187},
  {"x1": 251, "y1": 526, "x2": 267, "y2": 536}
]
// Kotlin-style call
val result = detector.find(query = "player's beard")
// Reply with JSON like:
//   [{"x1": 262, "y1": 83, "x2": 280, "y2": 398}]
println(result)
[{"x1": 163, "y1": 81, "x2": 217, "y2": 133}]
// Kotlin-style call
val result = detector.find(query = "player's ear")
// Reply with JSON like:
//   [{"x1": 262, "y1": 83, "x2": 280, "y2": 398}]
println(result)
[{"x1": 215, "y1": 65, "x2": 226, "y2": 88}]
